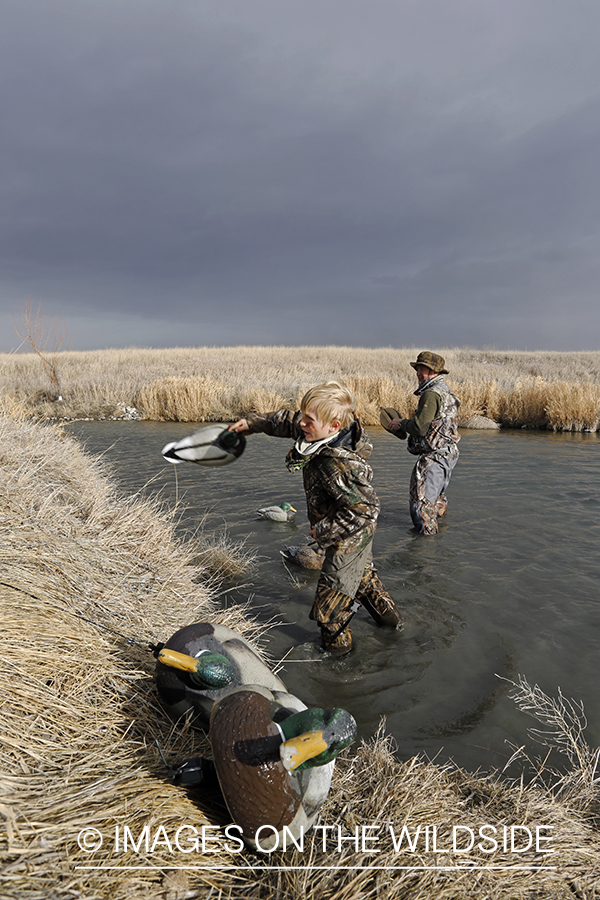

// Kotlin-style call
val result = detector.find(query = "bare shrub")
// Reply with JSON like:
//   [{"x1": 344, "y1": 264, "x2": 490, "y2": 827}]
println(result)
[
  {"x1": 13, "y1": 300, "x2": 67, "y2": 401},
  {"x1": 505, "y1": 675, "x2": 600, "y2": 810}
]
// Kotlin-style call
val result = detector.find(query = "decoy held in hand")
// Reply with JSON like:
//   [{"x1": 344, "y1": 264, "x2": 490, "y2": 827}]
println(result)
[
  {"x1": 379, "y1": 407, "x2": 407, "y2": 439},
  {"x1": 175, "y1": 683, "x2": 357, "y2": 851},
  {"x1": 256, "y1": 501, "x2": 297, "y2": 522},
  {"x1": 161, "y1": 424, "x2": 246, "y2": 467}
]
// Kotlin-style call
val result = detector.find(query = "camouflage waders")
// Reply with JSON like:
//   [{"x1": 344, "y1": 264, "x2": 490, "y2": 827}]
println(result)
[
  {"x1": 409, "y1": 449, "x2": 458, "y2": 535},
  {"x1": 310, "y1": 543, "x2": 403, "y2": 655}
]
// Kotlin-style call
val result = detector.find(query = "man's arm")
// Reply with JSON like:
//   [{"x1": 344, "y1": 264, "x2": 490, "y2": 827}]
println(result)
[{"x1": 401, "y1": 391, "x2": 441, "y2": 438}]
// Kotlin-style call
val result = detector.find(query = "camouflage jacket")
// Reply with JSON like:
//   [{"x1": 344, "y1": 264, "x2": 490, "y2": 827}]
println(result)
[
  {"x1": 406, "y1": 377, "x2": 460, "y2": 459},
  {"x1": 245, "y1": 409, "x2": 380, "y2": 553}
]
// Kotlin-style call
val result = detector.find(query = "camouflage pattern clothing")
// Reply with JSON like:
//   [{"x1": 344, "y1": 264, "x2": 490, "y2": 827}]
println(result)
[
  {"x1": 245, "y1": 409, "x2": 402, "y2": 654},
  {"x1": 245, "y1": 409, "x2": 379, "y2": 554},
  {"x1": 310, "y1": 554, "x2": 402, "y2": 655},
  {"x1": 404, "y1": 377, "x2": 460, "y2": 535}
]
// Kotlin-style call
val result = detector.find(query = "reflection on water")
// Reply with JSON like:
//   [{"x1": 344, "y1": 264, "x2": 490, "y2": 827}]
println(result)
[{"x1": 66, "y1": 421, "x2": 600, "y2": 772}]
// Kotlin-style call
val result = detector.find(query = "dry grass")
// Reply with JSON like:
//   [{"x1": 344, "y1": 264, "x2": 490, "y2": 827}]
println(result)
[
  {"x1": 1, "y1": 346, "x2": 600, "y2": 430},
  {"x1": 0, "y1": 407, "x2": 599, "y2": 899},
  {"x1": 187, "y1": 516, "x2": 259, "y2": 583}
]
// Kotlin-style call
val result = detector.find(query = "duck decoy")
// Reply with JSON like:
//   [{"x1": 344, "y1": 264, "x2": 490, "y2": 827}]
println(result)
[
  {"x1": 379, "y1": 407, "x2": 406, "y2": 439},
  {"x1": 155, "y1": 621, "x2": 287, "y2": 727},
  {"x1": 178, "y1": 684, "x2": 357, "y2": 851},
  {"x1": 256, "y1": 502, "x2": 297, "y2": 522},
  {"x1": 280, "y1": 543, "x2": 324, "y2": 570},
  {"x1": 162, "y1": 425, "x2": 246, "y2": 467}
]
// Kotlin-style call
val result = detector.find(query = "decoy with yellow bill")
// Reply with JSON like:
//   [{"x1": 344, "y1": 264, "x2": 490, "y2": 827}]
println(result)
[
  {"x1": 175, "y1": 684, "x2": 356, "y2": 851},
  {"x1": 256, "y1": 501, "x2": 297, "y2": 522}
]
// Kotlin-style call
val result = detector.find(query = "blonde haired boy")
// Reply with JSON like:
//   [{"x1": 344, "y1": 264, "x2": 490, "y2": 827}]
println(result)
[{"x1": 230, "y1": 381, "x2": 402, "y2": 656}]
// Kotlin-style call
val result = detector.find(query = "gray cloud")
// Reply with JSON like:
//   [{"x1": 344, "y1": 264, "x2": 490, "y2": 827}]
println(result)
[{"x1": 1, "y1": 0, "x2": 600, "y2": 350}]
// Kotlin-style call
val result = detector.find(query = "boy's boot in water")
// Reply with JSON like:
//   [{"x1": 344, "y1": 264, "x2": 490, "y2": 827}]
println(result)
[
  {"x1": 356, "y1": 564, "x2": 403, "y2": 630},
  {"x1": 310, "y1": 584, "x2": 356, "y2": 656}
]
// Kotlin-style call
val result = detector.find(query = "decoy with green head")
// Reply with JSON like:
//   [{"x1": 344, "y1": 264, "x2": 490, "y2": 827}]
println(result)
[
  {"x1": 206, "y1": 685, "x2": 357, "y2": 851},
  {"x1": 256, "y1": 501, "x2": 297, "y2": 522},
  {"x1": 155, "y1": 621, "x2": 287, "y2": 728}
]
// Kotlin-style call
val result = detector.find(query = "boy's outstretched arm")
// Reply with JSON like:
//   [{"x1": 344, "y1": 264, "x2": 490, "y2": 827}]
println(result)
[{"x1": 230, "y1": 410, "x2": 303, "y2": 440}]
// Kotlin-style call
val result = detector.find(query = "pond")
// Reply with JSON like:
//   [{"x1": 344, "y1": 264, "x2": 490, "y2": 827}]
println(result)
[{"x1": 66, "y1": 420, "x2": 600, "y2": 775}]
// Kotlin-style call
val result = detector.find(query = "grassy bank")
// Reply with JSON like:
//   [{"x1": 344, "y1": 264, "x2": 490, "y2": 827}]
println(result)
[
  {"x1": 1, "y1": 346, "x2": 600, "y2": 431},
  {"x1": 0, "y1": 406, "x2": 599, "y2": 899}
]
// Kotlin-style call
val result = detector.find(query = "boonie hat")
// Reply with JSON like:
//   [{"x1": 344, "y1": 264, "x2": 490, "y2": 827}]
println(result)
[{"x1": 410, "y1": 351, "x2": 448, "y2": 374}]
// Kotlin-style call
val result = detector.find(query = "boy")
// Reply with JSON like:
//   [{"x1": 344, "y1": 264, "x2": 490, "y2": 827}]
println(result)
[{"x1": 230, "y1": 381, "x2": 402, "y2": 656}]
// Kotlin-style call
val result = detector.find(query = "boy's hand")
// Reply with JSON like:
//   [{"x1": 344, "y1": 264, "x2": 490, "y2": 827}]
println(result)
[{"x1": 229, "y1": 419, "x2": 250, "y2": 434}]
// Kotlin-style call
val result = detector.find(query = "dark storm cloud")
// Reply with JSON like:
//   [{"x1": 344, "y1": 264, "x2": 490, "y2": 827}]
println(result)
[{"x1": 1, "y1": 0, "x2": 600, "y2": 349}]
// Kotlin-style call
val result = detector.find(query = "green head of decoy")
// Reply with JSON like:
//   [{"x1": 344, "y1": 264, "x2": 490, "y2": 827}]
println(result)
[
  {"x1": 189, "y1": 651, "x2": 236, "y2": 689},
  {"x1": 158, "y1": 647, "x2": 236, "y2": 689},
  {"x1": 215, "y1": 429, "x2": 246, "y2": 457},
  {"x1": 278, "y1": 707, "x2": 357, "y2": 771}
]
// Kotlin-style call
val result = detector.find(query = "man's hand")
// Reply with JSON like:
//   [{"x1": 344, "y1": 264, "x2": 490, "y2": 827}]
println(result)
[{"x1": 389, "y1": 418, "x2": 407, "y2": 439}]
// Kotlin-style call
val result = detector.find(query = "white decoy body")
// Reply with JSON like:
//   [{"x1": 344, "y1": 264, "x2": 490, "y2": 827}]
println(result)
[
  {"x1": 162, "y1": 425, "x2": 246, "y2": 467},
  {"x1": 157, "y1": 622, "x2": 357, "y2": 852}
]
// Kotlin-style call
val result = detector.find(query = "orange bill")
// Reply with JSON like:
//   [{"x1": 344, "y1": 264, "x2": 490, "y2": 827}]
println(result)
[
  {"x1": 280, "y1": 730, "x2": 327, "y2": 772},
  {"x1": 157, "y1": 648, "x2": 201, "y2": 673}
]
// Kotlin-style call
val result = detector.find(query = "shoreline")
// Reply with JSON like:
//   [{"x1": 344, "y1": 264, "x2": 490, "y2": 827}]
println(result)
[{"x1": 1, "y1": 345, "x2": 599, "y2": 432}]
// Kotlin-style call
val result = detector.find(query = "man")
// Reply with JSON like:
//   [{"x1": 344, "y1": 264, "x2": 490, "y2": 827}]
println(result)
[{"x1": 384, "y1": 351, "x2": 460, "y2": 535}]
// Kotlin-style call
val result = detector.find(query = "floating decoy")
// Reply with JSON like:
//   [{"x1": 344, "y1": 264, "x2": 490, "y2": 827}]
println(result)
[
  {"x1": 161, "y1": 425, "x2": 246, "y2": 467},
  {"x1": 280, "y1": 543, "x2": 324, "y2": 569},
  {"x1": 155, "y1": 621, "x2": 287, "y2": 727},
  {"x1": 256, "y1": 502, "x2": 297, "y2": 522},
  {"x1": 175, "y1": 684, "x2": 357, "y2": 851}
]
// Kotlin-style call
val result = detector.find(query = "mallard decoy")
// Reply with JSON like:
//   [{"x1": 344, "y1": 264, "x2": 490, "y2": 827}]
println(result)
[
  {"x1": 256, "y1": 502, "x2": 297, "y2": 522},
  {"x1": 280, "y1": 543, "x2": 324, "y2": 570},
  {"x1": 162, "y1": 425, "x2": 246, "y2": 467},
  {"x1": 379, "y1": 407, "x2": 407, "y2": 440},
  {"x1": 155, "y1": 621, "x2": 287, "y2": 727},
  {"x1": 181, "y1": 684, "x2": 356, "y2": 851}
]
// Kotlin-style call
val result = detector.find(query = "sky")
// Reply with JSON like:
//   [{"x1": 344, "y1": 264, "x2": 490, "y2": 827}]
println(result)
[{"x1": 2, "y1": 0, "x2": 600, "y2": 352}]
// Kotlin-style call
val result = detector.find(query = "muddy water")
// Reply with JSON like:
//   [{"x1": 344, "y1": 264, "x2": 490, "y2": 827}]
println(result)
[{"x1": 66, "y1": 421, "x2": 600, "y2": 774}]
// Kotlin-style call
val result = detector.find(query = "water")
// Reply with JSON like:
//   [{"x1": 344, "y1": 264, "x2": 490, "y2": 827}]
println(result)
[{"x1": 66, "y1": 420, "x2": 600, "y2": 774}]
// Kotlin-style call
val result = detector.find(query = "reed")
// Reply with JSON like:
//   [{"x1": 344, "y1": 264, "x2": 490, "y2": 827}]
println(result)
[
  {"x1": 0, "y1": 406, "x2": 599, "y2": 898},
  {"x1": 1, "y1": 346, "x2": 600, "y2": 430}
]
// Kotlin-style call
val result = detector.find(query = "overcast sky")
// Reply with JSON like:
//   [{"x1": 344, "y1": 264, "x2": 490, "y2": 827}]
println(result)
[{"x1": 2, "y1": 0, "x2": 600, "y2": 352}]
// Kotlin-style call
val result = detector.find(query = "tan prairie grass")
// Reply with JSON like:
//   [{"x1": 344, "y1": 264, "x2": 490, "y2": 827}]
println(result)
[
  {"x1": 1, "y1": 412, "x2": 599, "y2": 898},
  {"x1": 1, "y1": 346, "x2": 600, "y2": 430},
  {"x1": 187, "y1": 516, "x2": 259, "y2": 583}
]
